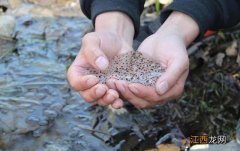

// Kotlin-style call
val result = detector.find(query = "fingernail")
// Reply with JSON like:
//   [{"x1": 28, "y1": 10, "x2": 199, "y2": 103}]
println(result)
[
  {"x1": 157, "y1": 81, "x2": 168, "y2": 95},
  {"x1": 129, "y1": 85, "x2": 139, "y2": 94},
  {"x1": 95, "y1": 56, "x2": 108, "y2": 70},
  {"x1": 106, "y1": 94, "x2": 115, "y2": 101},
  {"x1": 96, "y1": 86, "x2": 105, "y2": 97},
  {"x1": 112, "y1": 99, "x2": 123, "y2": 109}
]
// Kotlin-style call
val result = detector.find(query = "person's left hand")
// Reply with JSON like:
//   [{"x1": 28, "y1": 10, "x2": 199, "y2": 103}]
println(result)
[
  {"x1": 107, "y1": 11, "x2": 199, "y2": 108},
  {"x1": 108, "y1": 33, "x2": 189, "y2": 108}
]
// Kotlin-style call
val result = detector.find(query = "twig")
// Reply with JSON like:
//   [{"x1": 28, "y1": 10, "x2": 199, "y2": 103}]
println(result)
[{"x1": 75, "y1": 124, "x2": 111, "y2": 136}]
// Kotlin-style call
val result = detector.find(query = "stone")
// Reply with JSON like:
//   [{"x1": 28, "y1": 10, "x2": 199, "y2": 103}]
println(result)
[
  {"x1": 8, "y1": 0, "x2": 22, "y2": 8},
  {"x1": 0, "y1": 39, "x2": 15, "y2": 58},
  {"x1": 0, "y1": 15, "x2": 16, "y2": 38},
  {"x1": 85, "y1": 51, "x2": 166, "y2": 87},
  {"x1": 30, "y1": 6, "x2": 54, "y2": 17}
]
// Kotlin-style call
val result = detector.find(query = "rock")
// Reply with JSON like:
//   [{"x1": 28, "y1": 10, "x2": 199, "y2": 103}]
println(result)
[
  {"x1": 8, "y1": 0, "x2": 22, "y2": 8},
  {"x1": 0, "y1": 39, "x2": 15, "y2": 58},
  {"x1": 30, "y1": 6, "x2": 54, "y2": 17},
  {"x1": 0, "y1": 15, "x2": 16, "y2": 38}
]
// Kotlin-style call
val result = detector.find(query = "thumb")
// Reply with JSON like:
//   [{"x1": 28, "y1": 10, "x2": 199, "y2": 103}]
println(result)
[
  {"x1": 156, "y1": 60, "x2": 188, "y2": 95},
  {"x1": 82, "y1": 33, "x2": 109, "y2": 70}
]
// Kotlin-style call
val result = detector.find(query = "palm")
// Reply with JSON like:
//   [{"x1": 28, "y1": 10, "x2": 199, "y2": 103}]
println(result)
[
  {"x1": 137, "y1": 34, "x2": 187, "y2": 68},
  {"x1": 111, "y1": 33, "x2": 190, "y2": 108}
]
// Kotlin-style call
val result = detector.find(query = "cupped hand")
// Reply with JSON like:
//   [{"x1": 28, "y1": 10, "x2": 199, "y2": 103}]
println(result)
[
  {"x1": 113, "y1": 33, "x2": 189, "y2": 108},
  {"x1": 67, "y1": 32, "x2": 133, "y2": 108},
  {"x1": 112, "y1": 11, "x2": 199, "y2": 108}
]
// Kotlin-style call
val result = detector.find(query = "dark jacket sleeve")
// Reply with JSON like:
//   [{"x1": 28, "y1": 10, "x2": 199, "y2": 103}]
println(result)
[
  {"x1": 80, "y1": 0, "x2": 145, "y2": 37},
  {"x1": 160, "y1": 0, "x2": 240, "y2": 40}
]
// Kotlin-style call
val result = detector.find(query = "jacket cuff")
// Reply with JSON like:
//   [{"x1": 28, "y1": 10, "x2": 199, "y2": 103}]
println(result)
[
  {"x1": 81, "y1": 0, "x2": 141, "y2": 38},
  {"x1": 160, "y1": 0, "x2": 216, "y2": 41}
]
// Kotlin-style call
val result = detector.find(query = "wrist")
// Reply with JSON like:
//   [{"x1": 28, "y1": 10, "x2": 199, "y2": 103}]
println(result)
[
  {"x1": 95, "y1": 12, "x2": 134, "y2": 45},
  {"x1": 156, "y1": 11, "x2": 199, "y2": 46}
]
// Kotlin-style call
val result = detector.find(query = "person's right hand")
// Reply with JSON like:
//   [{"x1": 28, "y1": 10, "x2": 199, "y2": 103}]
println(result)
[{"x1": 67, "y1": 31, "x2": 133, "y2": 108}]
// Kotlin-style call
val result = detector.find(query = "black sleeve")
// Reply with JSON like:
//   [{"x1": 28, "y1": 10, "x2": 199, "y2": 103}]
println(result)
[
  {"x1": 80, "y1": 0, "x2": 145, "y2": 37},
  {"x1": 160, "y1": 0, "x2": 240, "y2": 40}
]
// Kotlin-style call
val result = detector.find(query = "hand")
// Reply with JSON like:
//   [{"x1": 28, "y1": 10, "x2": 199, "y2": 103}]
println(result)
[
  {"x1": 67, "y1": 12, "x2": 134, "y2": 109},
  {"x1": 112, "y1": 12, "x2": 199, "y2": 108},
  {"x1": 112, "y1": 34, "x2": 189, "y2": 108}
]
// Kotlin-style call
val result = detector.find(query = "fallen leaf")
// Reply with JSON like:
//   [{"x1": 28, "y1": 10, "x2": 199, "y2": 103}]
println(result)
[
  {"x1": 215, "y1": 52, "x2": 225, "y2": 67},
  {"x1": 225, "y1": 41, "x2": 238, "y2": 57},
  {"x1": 145, "y1": 149, "x2": 158, "y2": 151},
  {"x1": 157, "y1": 144, "x2": 180, "y2": 151},
  {"x1": 195, "y1": 50, "x2": 209, "y2": 62},
  {"x1": 159, "y1": 0, "x2": 173, "y2": 5}
]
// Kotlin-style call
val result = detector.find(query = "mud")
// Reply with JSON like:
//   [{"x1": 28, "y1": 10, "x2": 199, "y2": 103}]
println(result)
[
  {"x1": 0, "y1": 14, "x2": 171, "y2": 151},
  {"x1": 0, "y1": 15, "x2": 119, "y2": 151}
]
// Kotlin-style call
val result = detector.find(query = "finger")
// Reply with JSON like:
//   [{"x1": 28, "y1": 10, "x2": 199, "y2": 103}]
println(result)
[
  {"x1": 156, "y1": 58, "x2": 189, "y2": 95},
  {"x1": 153, "y1": 70, "x2": 188, "y2": 104},
  {"x1": 67, "y1": 54, "x2": 99, "y2": 91},
  {"x1": 97, "y1": 89, "x2": 119, "y2": 106},
  {"x1": 106, "y1": 78, "x2": 117, "y2": 90},
  {"x1": 111, "y1": 98, "x2": 124, "y2": 109},
  {"x1": 115, "y1": 80, "x2": 152, "y2": 108},
  {"x1": 79, "y1": 84, "x2": 108, "y2": 103},
  {"x1": 129, "y1": 70, "x2": 188, "y2": 104},
  {"x1": 81, "y1": 33, "x2": 109, "y2": 70},
  {"x1": 68, "y1": 74, "x2": 99, "y2": 91},
  {"x1": 128, "y1": 83, "x2": 161, "y2": 101},
  {"x1": 159, "y1": 70, "x2": 188, "y2": 101}
]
